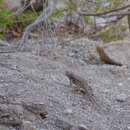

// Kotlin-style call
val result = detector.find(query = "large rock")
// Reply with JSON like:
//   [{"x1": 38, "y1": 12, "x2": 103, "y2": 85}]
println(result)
[
  {"x1": 0, "y1": 50, "x2": 129, "y2": 130},
  {"x1": 97, "y1": 41, "x2": 130, "y2": 66}
]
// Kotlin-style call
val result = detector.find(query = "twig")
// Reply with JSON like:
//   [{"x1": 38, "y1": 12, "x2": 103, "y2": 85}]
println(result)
[{"x1": 79, "y1": 4, "x2": 130, "y2": 17}]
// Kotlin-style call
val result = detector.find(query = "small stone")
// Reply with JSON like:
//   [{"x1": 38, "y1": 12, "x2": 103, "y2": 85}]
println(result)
[
  {"x1": 22, "y1": 120, "x2": 36, "y2": 130},
  {"x1": 127, "y1": 125, "x2": 130, "y2": 130},
  {"x1": 102, "y1": 89, "x2": 110, "y2": 93},
  {"x1": 64, "y1": 108, "x2": 73, "y2": 115},
  {"x1": 68, "y1": 52, "x2": 74, "y2": 57},
  {"x1": 116, "y1": 93, "x2": 127, "y2": 102},
  {"x1": 78, "y1": 124, "x2": 88, "y2": 130},
  {"x1": 118, "y1": 82, "x2": 123, "y2": 86}
]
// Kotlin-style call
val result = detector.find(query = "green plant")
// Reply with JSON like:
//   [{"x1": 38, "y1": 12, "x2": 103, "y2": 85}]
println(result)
[
  {"x1": 65, "y1": 0, "x2": 77, "y2": 13},
  {"x1": 14, "y1": 11, "x2": 38, "y2": 26},
  {"x1": 51, "y1": 9, "x2": 64, "y2": 18},
  {"x1": 0, "y1": 0, "x2": 13, "y2": 29},
  {"x1": 98, "y1": 18, "x2": 127, "y2": 43},
  {"x1": 84, "y1": 16, "x2": 93, "y2": 24}
]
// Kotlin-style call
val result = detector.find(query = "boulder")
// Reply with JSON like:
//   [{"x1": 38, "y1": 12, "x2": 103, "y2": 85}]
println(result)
[
  {"x1": 0, "y1": 50, "x2": 129, "y2": 130},
  {"x1": 97, "y1": 41, "x2": 130, "y2": 66}
]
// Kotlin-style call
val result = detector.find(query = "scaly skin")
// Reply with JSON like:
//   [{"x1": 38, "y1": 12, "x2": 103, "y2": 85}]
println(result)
[{"x1": 65, "y1": 70, "x2": 107, "y2": 113}]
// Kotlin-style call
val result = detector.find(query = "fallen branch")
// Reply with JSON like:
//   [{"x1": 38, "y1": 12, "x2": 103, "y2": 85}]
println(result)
[
  {"x1": 79, "y1": 4, "x2": 130, "y2": 17},
  {"x1": 79, "y1": 11, "x2": 130, "y2": 17},
  {"x1": 17, "y1": 0, "x2": 56, "y2": 51}
]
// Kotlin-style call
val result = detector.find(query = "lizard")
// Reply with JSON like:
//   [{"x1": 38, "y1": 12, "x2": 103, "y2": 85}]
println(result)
[{"x1": 65, "y1": 70, "x2": 108, "y2": 113}]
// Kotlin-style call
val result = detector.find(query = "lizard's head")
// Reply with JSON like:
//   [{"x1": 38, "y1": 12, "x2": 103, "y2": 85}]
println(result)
[{"x1": 65, "y1": 71, "x2": 73, "y2": 79}]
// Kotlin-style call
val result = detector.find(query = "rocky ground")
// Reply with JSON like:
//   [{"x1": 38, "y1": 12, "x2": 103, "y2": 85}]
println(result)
[{"x1": 0, "y1": 38, "x2": 130, "y2": 130}]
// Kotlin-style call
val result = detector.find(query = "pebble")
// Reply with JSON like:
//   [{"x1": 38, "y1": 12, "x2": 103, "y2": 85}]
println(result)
[
  {"x1": 118, "y1": 82, "x2": 123, "y2": 86},
  {"x1": 78, "y1": 124, "x2": 88, "y2": 130},
  {"x1": 127, "y1": 125, "x2": 130, "y2": 130},
  {"x1": 102, "y1": 89, "x2": 110, "y2": 93},
  {"x1": 64, "y1": 108, "x2": 73, "y2": 115},
  {"x1": 116, "y1": 93, "x2": 127, "y2": 102}
]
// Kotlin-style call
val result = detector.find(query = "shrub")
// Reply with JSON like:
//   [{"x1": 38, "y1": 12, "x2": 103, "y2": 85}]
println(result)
[{"x1": 0, "y1": 0, "x2": 13, "y2": 29}]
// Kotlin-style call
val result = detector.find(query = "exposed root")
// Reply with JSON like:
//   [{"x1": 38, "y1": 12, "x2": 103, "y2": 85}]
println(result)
[{"x1": 17, "y1": 0, "x2": 56, "y2": 51}]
